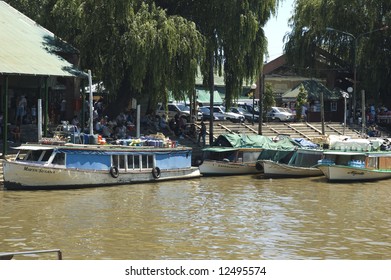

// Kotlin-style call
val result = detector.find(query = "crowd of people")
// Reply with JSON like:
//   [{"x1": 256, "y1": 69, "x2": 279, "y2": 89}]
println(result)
[
  {"x1": 5, "y1": 93, "x2": 391, "y2": 144},
  {"x1": 92, "y1": 111, "x2": 136, "y2": 140}
]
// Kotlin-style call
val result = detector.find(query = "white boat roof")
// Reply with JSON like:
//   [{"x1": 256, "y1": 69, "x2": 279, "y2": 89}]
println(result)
[
  {"x1": 11, "y1": 143, "x2": 192, "y2": 152},
  {"x1": 12, "y1": 145, "x2": 55, "y2": 151},
  {"x1": 323, "y1": 150, "x2": 391, "y2": 157},
  {"x1": 323, "y1": 151, "x2": 365, "y2": 155}
]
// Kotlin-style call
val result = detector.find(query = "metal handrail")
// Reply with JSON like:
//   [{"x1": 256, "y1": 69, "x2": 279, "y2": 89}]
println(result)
[{"x1": 0, "y1": 249, "x2": 62, "y2": 260}]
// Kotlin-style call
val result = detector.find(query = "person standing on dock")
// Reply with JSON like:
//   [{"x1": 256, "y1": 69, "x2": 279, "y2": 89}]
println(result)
[{"x1": 197, "y1": 121, "x2": 206, "y2": 147}]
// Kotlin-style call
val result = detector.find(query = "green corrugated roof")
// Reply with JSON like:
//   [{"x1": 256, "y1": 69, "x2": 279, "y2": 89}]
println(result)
[
  {"x1": 195, "y1": 89, "x2": 223, "y2": 104},
  {"x1": 0, "y1": 1, "x2": 86, "y2": 77},
  {"x1": 282, "y1": 80, "x2": 340, "y2": 101}
]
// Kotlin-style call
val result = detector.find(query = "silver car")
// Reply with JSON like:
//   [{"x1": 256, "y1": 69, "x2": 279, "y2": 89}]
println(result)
[
  {"x1": 213, "y1": 106, "x2": 245, "y2": 123},
  {"x1": 266, "y1": 107, "x2": 295, "y2": 122},
  {"x1": 199, "y1": 106, "x2": 226, "y2": 121}
]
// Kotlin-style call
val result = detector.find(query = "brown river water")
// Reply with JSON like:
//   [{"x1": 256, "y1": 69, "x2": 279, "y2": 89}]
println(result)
[{"x1": 1, "y1": 175, "x2": 391, "y2": 260}]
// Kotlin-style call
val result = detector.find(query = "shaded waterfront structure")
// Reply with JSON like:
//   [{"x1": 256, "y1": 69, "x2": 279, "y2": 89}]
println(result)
[
  {"x1": 0, "y1": 1, "x2": 87, "y2": 156},
  {"x1": 281, "y1": 80, "x2": 343, "y2": 122}
]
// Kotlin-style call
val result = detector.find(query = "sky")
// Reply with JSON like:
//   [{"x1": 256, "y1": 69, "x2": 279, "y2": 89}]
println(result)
[{"x1": 264, "y1": 0, "x2": 295, "y2": 61}]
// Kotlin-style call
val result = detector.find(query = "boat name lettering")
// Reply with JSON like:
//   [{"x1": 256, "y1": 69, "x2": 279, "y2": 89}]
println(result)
[
  {"x1": 217, "y1": 164, "x2": 237, "y2": 169},
  {"x1": 347, "y1": 171, "x2": 364, "y2": 176},
  {"x1": 24, "y1": 166, "x2": 55, "y2": 174}
]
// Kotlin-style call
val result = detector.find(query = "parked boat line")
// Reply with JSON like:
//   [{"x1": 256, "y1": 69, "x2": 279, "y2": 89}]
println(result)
[
  {"x1": 4, "y1": 131, "x2": 391, "y2": 189},
  {"x1": 198, "y1": 134, "x2": 281, "y2": 176}
]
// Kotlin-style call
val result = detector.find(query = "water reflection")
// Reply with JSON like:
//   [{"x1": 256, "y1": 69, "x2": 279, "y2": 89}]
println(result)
[{"x1": 1, "y1": 176, "x2": 391, "y2": 259}]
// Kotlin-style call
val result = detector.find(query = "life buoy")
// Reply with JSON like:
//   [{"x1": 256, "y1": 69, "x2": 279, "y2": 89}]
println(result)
[
  {"x1": 152, "y1": 167, "x2": 161, "y2": 179},
  {"x1": 255, "y1": 161, "x2": 263, "y2": 171},
  {"x1": 110, "y1": 166, "x2": 119, "y2": 178}
]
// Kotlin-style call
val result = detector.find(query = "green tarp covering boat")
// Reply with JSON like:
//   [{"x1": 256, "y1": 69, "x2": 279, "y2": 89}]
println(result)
[
  {"x1": 203, "y1": 134, "x2": 304, "y2": 163},
  {"x1": 203, "y1": 134, "x2": 301, "y2": 150}
]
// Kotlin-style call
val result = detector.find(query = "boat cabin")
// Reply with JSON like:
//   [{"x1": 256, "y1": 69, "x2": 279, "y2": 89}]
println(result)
[
  {"x1": 321, "y1": 151, "x2": 391, "y2": 170},
  {"x1": 14, "y1": 144, "x2": 192, "y2": 172},
  {"x1": 202, "y1": 147, "x2": 262, "y2": 163}
]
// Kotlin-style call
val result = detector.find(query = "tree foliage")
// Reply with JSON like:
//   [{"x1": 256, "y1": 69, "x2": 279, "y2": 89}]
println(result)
[
  {"x1": 295, "y1": 85, "x2": 308, "y2": 121},
  {"x1": 284, "y1": 0, "x2": 391, "y2": 105},
  {"x1": 155, "y1": 0, "x2": 280, "y2": 108},
  {"x1": 6, "y1": 0, "x2": 205, "y2": 114},
  {"x1": 263, "y1": 82, "x2": 275, "y2": 118},
  {"x1": 5, "y1": 0, "x2": 280, "y2": 113}
]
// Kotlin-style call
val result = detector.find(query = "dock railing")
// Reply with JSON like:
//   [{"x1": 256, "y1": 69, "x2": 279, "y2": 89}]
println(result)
[{"x1": 0, "y1": 249, "x2": 62, "y2": 260}]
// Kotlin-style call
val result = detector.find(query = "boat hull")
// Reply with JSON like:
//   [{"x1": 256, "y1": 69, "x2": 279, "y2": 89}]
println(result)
[
  {"x1": 199, "y1": 160, "x2": 261, "y2": 176},
  {"x1": 317, "y1": 164, "x2": 391, "y2": 182},
  {"x1": 261, "y1": 160, "x2": 323, "y2": 178},
  {"x1": 3, "y1": 161, "x2": 201, "y2": 190}
]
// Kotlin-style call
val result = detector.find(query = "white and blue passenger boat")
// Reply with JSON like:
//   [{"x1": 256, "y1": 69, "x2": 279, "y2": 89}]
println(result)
[{"x1": 3, "y1": 140, "x2": 200, "y2": 190}]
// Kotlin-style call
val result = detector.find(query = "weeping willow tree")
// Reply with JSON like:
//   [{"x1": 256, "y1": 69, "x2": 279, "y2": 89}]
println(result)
[
  {"x1": 156, "y1": 0, "x2": 280, "y2": 108},
  {"x1": 284, "y1": 0, "x2": 391, "y2": 107}
]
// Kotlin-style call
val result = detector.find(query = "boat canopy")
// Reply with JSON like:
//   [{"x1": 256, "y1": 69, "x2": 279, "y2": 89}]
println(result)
[
  {"x1": 211, "y1": 134, "x2": 304, "y2": 149},
  {"x1": 202, "y1": 147, "x2": 239, "y2": 152}
]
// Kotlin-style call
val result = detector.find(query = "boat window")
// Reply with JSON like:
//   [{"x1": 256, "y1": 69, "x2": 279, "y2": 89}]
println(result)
[
  {"x1": 334, "y1": 155, "x2": 351, "y2": 166},
  {"x1": 41, "y1": 150, "x2": 53, "y2": 162},
  {"x1": 367, "y1": 157, "x2": 378, "y2": 169},
  {"x1": 127, "y1": 155, "x2": 134, "y2": 169},
  {"x1": 119, "y1": 155, "x2": 126, "y2": 170},
  {"x1": 236, "y1": 151, "x2": 243, "y2": 162},
  {"x1": 244, "y1": 151, "x2": 261, "y2": 162},
  {"x1": 295, "y1": 152, "x2": 322, "y2": 167},
  {"x1": 25, "y1": 150, "x2": 44, "y2": 161},
  {"x1": 15, "y1": 151, "x2": 27, "y2": 161},
  {"x1": 142, "y1": 155, "x2": 148, "y2": 169},
  {"x1": 112, "y1": 155, "x2": 119, "y2": 167},
  {"x1": 52, "y1": 152, "x2": 65, "y2": 165},
  {"x1": 134, "y1": 155, "x2": 140, "y2": 169},
  {"x1": 206, "y1": 151, "x2": 236, "y2": 161},
  {"x1": 125, "y1": 155, "x2": 153, "y2": 170}
]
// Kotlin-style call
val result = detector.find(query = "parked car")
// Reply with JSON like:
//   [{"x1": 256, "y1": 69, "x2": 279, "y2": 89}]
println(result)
[
  {"x1": 213, "y1": 106, "x2": 245, "y2": 123},
  {"x1": 229, "y1": 107, "x2": 259, "y2": 123},
  {"x1": 199, "y1": 106, "x2": 226, "y2": 121},
  {"x1": 238, "y1": 103, "x2": 259, "y2": 115},
  {"x1": 266, "y1": 107, "x2": 295, "y2": 122},
  {"x1": 156, "y1": 103, "x2": 202, "y2": 121}
]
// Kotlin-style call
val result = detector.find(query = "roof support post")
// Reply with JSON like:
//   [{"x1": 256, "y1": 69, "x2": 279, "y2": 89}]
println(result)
[
  {"x1": 2, "y1": 75, "x2": 9, "y2": 157},
  {"x1": 44, "y1": 77, "x2": 49, "y2": 137},
  {"x1": 209, "y1": 52, "x2": 214, "y2": 145},
  {"x1": 80, "y1": 80, "x2": 86, "y2": 132}
]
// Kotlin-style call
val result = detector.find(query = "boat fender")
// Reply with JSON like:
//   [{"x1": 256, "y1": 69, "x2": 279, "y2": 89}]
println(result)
[
  {"x1": 152, "y1": 167, "x2": 161, "y2": 179},
  {"x1": 110, "y1": 166, "x2": 119, "y2": 178},
  {"x1": 255, "y1": 161, "x2": 263, "y2": 171},
  {"x1": 194, "y1": 156, "x2": 203, "y2": 166}
]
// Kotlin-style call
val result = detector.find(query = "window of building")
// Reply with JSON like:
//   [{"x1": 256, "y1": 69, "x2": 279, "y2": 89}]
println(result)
[{"x1": 331, "y1": 102, "x2": 337, "y2": 112}]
